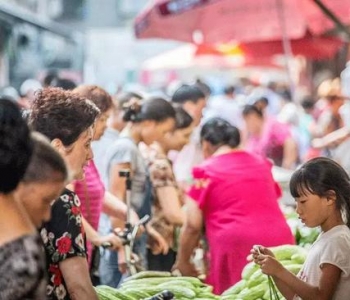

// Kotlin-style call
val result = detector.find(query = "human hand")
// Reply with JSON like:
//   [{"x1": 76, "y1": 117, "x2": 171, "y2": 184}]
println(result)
[
  {"x1": 96, "y1": 233, "x2": 122, "y2": 251},
  {"x1": 147, "y1": 225, "x2": 169, "y2": 255},
  {"x1": 151, "y1": 232, "x2": 169, "y2": 255},
  {"x1": 117, "y1": 247, "x2": 127, "y2": 274},
  {"x1": 250, "y1": 245, "x2": 275, "y2": 263},
  {"x1": 172, "y1": 260, "x2": 198, "y2": 277},
  {"x1": 256, "y1": 254, "x2": 285, "y2": 277}
]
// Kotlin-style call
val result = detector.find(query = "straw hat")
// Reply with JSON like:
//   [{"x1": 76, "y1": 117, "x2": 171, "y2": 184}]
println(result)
[{"x1": 317, "y1": 78, "x2": 346, "y2": 100}]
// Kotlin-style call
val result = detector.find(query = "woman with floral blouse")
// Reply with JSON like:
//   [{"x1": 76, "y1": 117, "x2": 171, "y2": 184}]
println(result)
[{"x1": 29, "y1": 87, "x2": 100, "y2": 300}]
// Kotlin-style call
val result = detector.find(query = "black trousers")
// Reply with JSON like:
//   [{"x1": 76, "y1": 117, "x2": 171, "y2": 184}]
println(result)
[{"x1": 147, "y1": 248, "x2": 177, "y2": 272}]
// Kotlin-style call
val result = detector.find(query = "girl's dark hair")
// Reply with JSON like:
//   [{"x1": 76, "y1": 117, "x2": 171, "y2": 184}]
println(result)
[
  {"x1": 174, "y1": 106, "x2": 193, "y2": 129},
  {"x1": 22, "y1": 132, "x2": 68, "y2": 183},
  {"x1": 242, "y1": 104, "x2": 263, "y2": 118},
  {"x1": 200, "y1": 117, "x2": 240, "y2": 148},
  {"x1": 28, "y1": 87, "x2": 100, "y2": 146},
  {"x1": 123, "y1": 97, "x2": 176, "y2": 123},
  {"x1": 0, "y1": 98, "x2": 33, "y2": 193},
  {"x1": 290, "y1": 157, "x2": 350, "y2": 228},
  {"x1": 73, "y1": 85, "x2": 113, "y2": 113}
]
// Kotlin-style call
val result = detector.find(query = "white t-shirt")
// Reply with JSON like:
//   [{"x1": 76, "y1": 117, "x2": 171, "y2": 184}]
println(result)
[{"x1": 293, "y1": 225, "x2": 350, "y2": 300}]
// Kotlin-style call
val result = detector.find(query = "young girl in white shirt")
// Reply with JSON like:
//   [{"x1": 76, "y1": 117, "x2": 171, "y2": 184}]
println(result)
[{"x1": 252, "y1": 157, "x2": 350, "y2": 300}]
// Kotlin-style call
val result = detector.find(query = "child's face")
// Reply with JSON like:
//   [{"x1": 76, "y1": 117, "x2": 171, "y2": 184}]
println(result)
[{"x1": 295, "y1": 191, "x2": 333, "y2": 230}]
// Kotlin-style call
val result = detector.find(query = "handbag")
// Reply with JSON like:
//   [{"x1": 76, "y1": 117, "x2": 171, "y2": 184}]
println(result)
[{"x1": 82, "y1": 177, "x2": 101, "y2": 285}]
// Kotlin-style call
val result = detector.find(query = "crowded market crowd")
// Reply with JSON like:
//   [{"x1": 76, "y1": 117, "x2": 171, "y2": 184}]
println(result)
[{"x1": 1, "y1": 73, "x2": 350, "y2": 300}]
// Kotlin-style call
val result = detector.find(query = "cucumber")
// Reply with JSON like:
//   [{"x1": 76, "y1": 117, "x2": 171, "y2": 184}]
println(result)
[
  {"x1": 96, "y1": 285, "x2": 135, "y2": 300},
  {"x1": 237, "y1": 285, "x2": 265, "y2": 300},
  {"x1": 95, "y1": 287, "x2": 121, "y2": 300},
  {"x1": 121, "y1": 277, "x2": 174, "y2": 288},
  {"x1": 247, "y1": 269, "x2": 265, "y2": 288},
  {"x1": 158, "y1": 280, "x2": 196, "y2": 290},
  {"x1": 222, "y1": 280, "x2": 247, "y2": 296},
  {"x1": 241, "y1": 262, "x2": 259, "y2": 280},
  {"x1": 123, "y1": 271, "x2": 171, "y2": 282},
  {"x1": 165, "y1": 286, "x2": 196, "y2": 299}
]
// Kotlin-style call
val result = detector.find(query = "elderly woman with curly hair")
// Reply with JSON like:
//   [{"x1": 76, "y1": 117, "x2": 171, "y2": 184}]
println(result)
[{"x1": 29, "y1": 87, "x2": 103, "y2": 300}]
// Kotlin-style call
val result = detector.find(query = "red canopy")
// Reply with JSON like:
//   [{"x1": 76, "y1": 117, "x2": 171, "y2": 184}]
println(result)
[
  {"x1": 135, "y1": 0, "x2": 350, "y2": 43},
  {"x1": 195, "y1": 36, "x2": 344, "y2": 60}
]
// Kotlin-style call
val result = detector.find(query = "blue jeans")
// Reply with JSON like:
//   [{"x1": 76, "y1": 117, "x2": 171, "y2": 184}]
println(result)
[
  {"x1": 98, "y1": 213, "x2": 123, "y2": 287},
  {"x1": 98, "y1": 213, "x2": 148, "y2": 285},
  {"x1": 99, "y1": 248, "x2": 123, "y2": 288}
]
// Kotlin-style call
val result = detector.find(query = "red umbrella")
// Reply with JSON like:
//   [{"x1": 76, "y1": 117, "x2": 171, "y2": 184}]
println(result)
[
  {"x1": 135, "y1": 0, "x2": 350, "y2": 43},
  {"x1": 199, "y1": 35, "x2": 344, "y2": 60},
  {"x1": 141, "y1": 35, "x2": 343, "y2": 71}
]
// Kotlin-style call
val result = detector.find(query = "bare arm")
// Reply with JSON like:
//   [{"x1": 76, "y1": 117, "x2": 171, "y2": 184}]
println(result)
[
  {"x1": 102, "y1": 191, "x2": 127, "y2": 220},
  {"x1": 312, "y1": 126, "x2": 350, "y2": 149},
  {"x1": 82, "y1": 216, "x2": 121, "y2": 250},
  {"x1": 109, "y1": 162, "x2": 131, "y2": 201},
  {"x1": 60, "y1": 256, "x2": 98, "y2": 300},
  {"x1": 156, "y1": 186, "x2": 185, "y2": 226},
  {"x1": 173, "y1": 198, "x2": 203, "y2": 276},
  {"x1": 251, "y1": 246, "x2": 295, "y2": 298},
  {"x1": 259, "y1": 255, "x2": 342, "y2": 300},
  {"x1": 282, "y1": 137, "x2": 298, "y2": 169}
]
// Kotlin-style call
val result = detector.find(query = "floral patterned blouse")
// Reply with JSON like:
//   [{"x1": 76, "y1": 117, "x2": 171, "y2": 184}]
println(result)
[
  {"x1": 40, "y1": 189, "x2": 87, "y2": 300},
  {"x1": 0, "y1": 234, "x2": 47, "y2": 299}
]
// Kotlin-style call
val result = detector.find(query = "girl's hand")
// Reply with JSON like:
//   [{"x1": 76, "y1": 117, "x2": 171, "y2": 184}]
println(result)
[
  {"x1": 257, "y1": 254, "x2": 285, "y2": 277},
  {"x1": 250, "y1": 245, "x2": 275, "y2": 263}
]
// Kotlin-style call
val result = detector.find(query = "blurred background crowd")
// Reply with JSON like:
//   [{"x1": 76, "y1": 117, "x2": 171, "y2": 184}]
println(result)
[{"x1": 2, "y1": 0, "x2": 350, "y2": 299}]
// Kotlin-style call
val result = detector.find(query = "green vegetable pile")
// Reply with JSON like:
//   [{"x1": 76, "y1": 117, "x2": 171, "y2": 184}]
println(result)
[
  {"x1": 221, "y1": 245, "x2": 307, "y2": 300},
  {"x1": 95, "y1": 271, "x2": 219, "y2": 300}
]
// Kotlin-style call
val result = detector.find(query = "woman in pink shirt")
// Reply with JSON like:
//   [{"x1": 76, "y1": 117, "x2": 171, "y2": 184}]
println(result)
[
  {"x1": 174, "y1": 118, "x2": 294, "y2": 294},
  {"x1": 243, "y1": 105, "x2": 298, "y2": 169},
  {"x1": 73, "y1": 86, "x2": 137, "y2": 276}
]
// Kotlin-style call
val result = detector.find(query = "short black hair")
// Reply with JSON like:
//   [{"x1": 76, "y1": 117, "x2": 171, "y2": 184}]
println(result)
[
  {"x1": 242, "y1": 104, "x2": 263, "y2": 118},
  {"x1": 174, "y1": 106, "x2": 193, "y2": 129},
  {"x1": 123, "y1": 97, "x2": 176, "y2": 123},
  {"x1": 23, "y1": 132, "x2": 68, "y2": 183},
  {"x1": 224, "y1": 85, "x2": 235, "y2": 95},
  {"x1": 195, "y1": 79, "x2": 211, "y2": 97},
  {"x1": 254, "y1": 97, "x2": 269, "y2": 106},
  {"x1": 301, "y1": 96, "x2": 315, "y2": 110},
  {"x1": 201, "y1": 118, "x2": 240, "y2": 148},
  {"x1": 51, "y1": 78, "x2": 77, "y2": 90},
  {"x1": 172, "y1": 84, "x2": 206, "y2": 104},
  {"x1": 117, "y1": 91, "x2": 143, "y2": 107},
  {"x1": 0, "y1": 98, "x2": 33, "y2": 193}
]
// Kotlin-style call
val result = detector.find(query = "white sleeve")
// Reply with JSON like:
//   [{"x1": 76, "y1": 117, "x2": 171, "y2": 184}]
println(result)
[{"x1": 319, "y1": 232, "x2": 350, "y2": 276}]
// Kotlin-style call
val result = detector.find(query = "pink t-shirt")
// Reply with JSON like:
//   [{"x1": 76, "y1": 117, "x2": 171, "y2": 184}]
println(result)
[
  {"x1": 188, "y1": 151, "x2": 294, "y2": 294},
  {"x1": 246, "y1": 117, "x2": 291, "y2": 166},
  {"x1": 74, "y1": 160, "x2": 105, "y2": 262}
]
